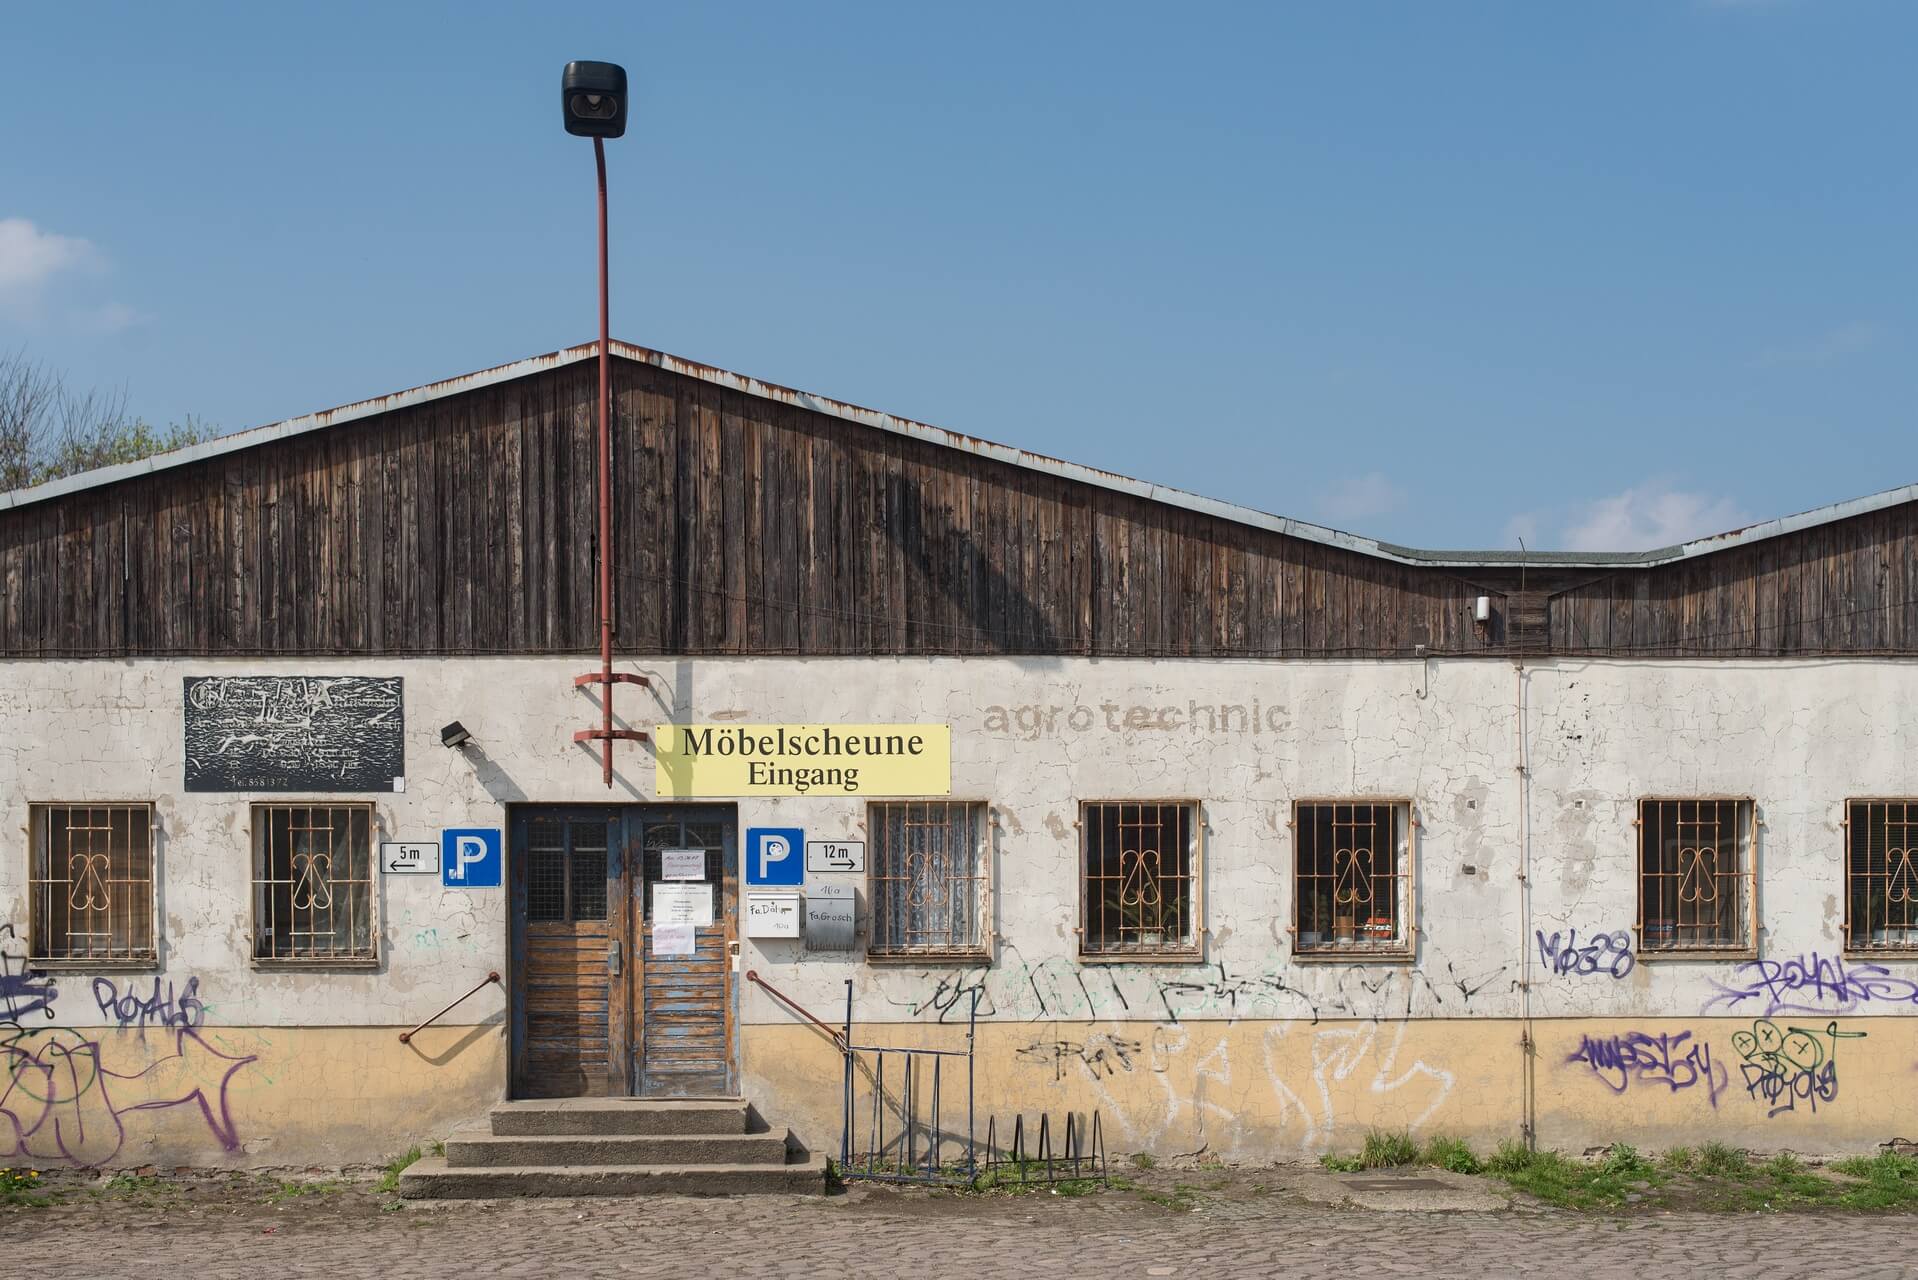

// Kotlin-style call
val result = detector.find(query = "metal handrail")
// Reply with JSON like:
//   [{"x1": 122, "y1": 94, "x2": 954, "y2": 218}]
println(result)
[
  {"x1": 397, "y1": 970, "x2": 501, "y2": 1044},
  {"x1": 745, "y1": 969, "x2": 846, "y2": 1047}
]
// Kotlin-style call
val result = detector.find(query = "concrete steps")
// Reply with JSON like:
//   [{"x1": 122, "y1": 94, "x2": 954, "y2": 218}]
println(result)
[{"x1": 399, "y1": 1098, "x2": 825, "y2": 1199}]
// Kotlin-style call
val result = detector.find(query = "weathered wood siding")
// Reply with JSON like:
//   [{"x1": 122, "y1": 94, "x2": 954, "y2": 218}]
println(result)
[{"x1": 1, "y1": 356, "x2": 1913, "y2": 658}]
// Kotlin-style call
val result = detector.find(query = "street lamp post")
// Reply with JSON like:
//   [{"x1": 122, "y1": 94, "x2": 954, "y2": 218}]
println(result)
[{"x1": 564, "y1": 61, "x2": 646, "y2": 787}]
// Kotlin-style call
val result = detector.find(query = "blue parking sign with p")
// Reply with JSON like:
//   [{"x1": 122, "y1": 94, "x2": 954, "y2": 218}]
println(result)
[
  {"x1": 442, "y1": 828, "x2": 502, "y2": 887},
  {"x1": 747, "y1": 828, "x2": 804, "y2": 886}
]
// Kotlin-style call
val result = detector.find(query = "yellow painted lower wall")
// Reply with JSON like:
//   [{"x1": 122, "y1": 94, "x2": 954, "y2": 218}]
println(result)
[
  {"x1": 0, "y1": 1022, "x2": 505, "y2": 1169},
  {"x1": 745, "y1": 1016, "x2": 1916, "y2": 1161},
  {"x1": 6, "y1": 1013, "x2": 1901, "y2": 1168}
]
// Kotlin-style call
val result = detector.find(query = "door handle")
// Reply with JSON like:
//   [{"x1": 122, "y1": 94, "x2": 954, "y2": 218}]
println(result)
[{"x1": 609, "y1": 939, "x2": 623, "y2": 977}]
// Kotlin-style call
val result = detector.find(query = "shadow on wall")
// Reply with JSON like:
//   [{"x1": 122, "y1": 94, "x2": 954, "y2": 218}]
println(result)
[{"x1": 400, "y1": 1012, "x2": 507, "y2": 1069}]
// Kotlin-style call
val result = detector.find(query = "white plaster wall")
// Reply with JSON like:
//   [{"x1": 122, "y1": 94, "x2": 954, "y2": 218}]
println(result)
[{"x1": 4, "y1": 655, "x2": 1916, "y2": 1031}]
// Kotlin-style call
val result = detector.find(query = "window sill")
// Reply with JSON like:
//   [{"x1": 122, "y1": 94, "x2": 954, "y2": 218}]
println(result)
[
  {"x1": 24, "y1": 957, "x2": 161, "y2": 974},
  {"x1": 1078, "y1": 949, "x2": 1205, "y2": 965},
  {"x1": 1634, "y1": 946, "x2": 1754, "y2": 962},
  {"x1": 250, "y1": 958, "x2": 382, "y2": 972},
  {"x1": 1843, "y1": 946, "x2": 1918, "y2": 961},
  {"x1": 865, "y1": 950, "x2": 992, "y2": 966},
  {"x1": 1292, "y1": 947, "x2": 1415, "y2": 964}
]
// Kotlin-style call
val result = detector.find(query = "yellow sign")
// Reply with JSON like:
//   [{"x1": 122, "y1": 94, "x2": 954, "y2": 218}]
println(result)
[{"x1": 654, "y1": 724, "x2": 951, "y2": 798}]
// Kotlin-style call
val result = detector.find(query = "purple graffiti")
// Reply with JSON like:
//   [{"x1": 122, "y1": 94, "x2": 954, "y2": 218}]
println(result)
[
  {"x1": 1536, "y1": 928, "x2": 1635, "y2": 980},
  {"x1": 0, "y1": 933, "x2": 57, "y2": 1022},
  {"x1": 1566, "y1": 1030, "x2": 1728, "y2": 1107},
  {"x1": 93, "y1": 976, "x2": 205, "y2": 1031},
  {"x1": 0, "y1": 1022, "x2": 256, "y2": 1166},
  {"x1": 1703, "y1": 952, "x2": 1918, "y2": 1017}
]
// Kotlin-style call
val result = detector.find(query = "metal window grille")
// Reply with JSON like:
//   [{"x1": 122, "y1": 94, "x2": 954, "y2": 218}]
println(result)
[
  {"x1": 1636, "y1": 798, "x2": 1753, "y2": 952},
  {"x1": 868, "y1": 801, "x2": 988, "y2": 957},
  {"x1": 1293, "y1": 800, "x2": 1413, "y2": 955},
  {"x1": 27, "y1": 803, "x2": 156, "y2": 962},
  {"x1": 1846, "y1": 799, "x2": 1918, "y2": 953},
  {"x1": 252, "y1": 803, "x2": 376, "y2": 962},
  {"x1": 1080, "y1": 802, "x2": 1199, "y2": 957},
  {"x1": 525, "y1": 817, "x2": 613, "y2": 923}
]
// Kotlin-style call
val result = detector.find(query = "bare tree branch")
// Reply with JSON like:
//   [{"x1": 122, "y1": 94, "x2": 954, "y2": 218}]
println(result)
[{"x1": 0, "y1": 348, "x2": 210, "y2": 490}]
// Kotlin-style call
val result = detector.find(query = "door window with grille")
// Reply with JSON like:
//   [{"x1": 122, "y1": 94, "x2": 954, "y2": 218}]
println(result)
[
  {"x1": 1637, "y1": 798, "x2": 1754, "y2": 953},
  {"x1": 867, "y1": 801, "x2": 989, "y2": 959},
  {"x1": 527, "y1": 816, "x2": 612, "y2": 923},
  {"x1": 28, "y1": 803, "x2": 156, "y2": 963},
  {"x1": 1080, "y1": 802, "x2": 1200, "y2": 958},
  {"x1": 1847, "y1": 799, "x2": 1918, "y2": 953},
  {"x1": 251, "y1": 804, "x2": 376, "y2": 963},
  {"x1": 1293, "y1": 800, "x2": 1414, "y2": 957}
]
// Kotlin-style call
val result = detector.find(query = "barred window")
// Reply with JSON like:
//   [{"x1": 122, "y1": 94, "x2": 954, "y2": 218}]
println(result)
[
  {"x1": 1080, "y1": 802, "x2": 1200, "y2": 958},
  {"x1": 1637, "y1": 798, "x2": 1754, "y2": 952},
  {"x1": 1293, "y1": 800, "x2": 1414, "y2": 957},
  {"x1": 868, "y1": 801, "x2": 989, "y2": 958},
  {"x1": 252, "y1": 804, "x2": 377, "y2": 963},
  {"x1": 1846, "y1": 799, "x2": 1918, "y2": 953},
  {"x1": 28, "y1": 804, "x2": 156, "y2": 963}
]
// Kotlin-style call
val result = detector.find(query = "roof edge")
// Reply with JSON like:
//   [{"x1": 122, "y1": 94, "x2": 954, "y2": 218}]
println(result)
[{"x1": 3, "y1": 340, "x2": 1911, "y2": 572}]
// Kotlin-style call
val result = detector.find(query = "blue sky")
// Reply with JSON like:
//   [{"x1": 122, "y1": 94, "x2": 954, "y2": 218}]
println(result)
[{"x1": 3, "y1": 1, "x2": 1912, "y2": 550}]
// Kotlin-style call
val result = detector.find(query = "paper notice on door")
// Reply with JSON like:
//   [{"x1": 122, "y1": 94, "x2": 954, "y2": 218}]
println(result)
[
  {"x1": 652, "y1": 881, "x2": 715, "y2": 927},
  {"x1": 652, "y1": 924, "x2": 696, "y2": 956},
  {"x1": 660, "y1": 848, "x2": 706, "y2": 880}
]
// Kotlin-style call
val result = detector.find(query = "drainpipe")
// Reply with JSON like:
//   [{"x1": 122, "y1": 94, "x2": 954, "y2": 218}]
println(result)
[{"x1": 1515, "y1": 658, "x2": 1537, "y2": 1149}]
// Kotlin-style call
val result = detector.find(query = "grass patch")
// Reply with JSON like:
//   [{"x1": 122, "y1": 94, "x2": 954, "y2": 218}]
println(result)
[
  {"x1": 1421, "y1": 1135, "x2": 1483, "y2": 1175},
  {"x1": 1358, "y1": 1130, "x2": 1420, "y2": 1169},
  {"x1": 1696, "y1": 1143, "x2": 1750, "y2": 1180},
  {"x1": 1129, "y1": 1152, "x2": 1156, "y2": 1171},
  {"x1": 1318, "y1": 1153, "x2": 1363, "y2": 1173},
  {"x1": 1481, "y1": 1143, "x2": 1667, "y2": 1210},
  {"x1": 265, "y1": 1178, "x2": 342, "y2": 1204},
  {"x1": 374, "y1": 1146, "x2": 424, "y2": 1196},
  {"x1": 1135, "y1": 1185, "x2": 1198, "y2": 1213},
  {"x1": 1660, "y1": 1147, "x2": 1696, "y2": 1173},
  {"x1": 0, "y1": 1167, "x2": 51, "y2": 1208}
]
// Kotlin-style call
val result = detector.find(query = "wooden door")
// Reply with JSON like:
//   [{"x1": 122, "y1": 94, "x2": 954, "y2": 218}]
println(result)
[
  {"x1": 631, "y1": 808, "x2": 737, "y2": 1097},
  {"x1": 510, "y1": 808, "x2": 629, "y2": 1097}
]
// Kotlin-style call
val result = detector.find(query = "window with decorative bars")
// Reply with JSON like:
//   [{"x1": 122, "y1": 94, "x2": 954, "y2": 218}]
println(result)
[
  {"x1": 1293, "y1": 800, "x2": 1415, "y2": 957},
  {"x1": 867, "y1": 801, "x2": 989, "y2": 959},
  {"x1": 1079, "y1": 802, "x2": 1200, "y2": 959},
  {"x1": 1846, "y1": 799, "x2": 1918, "y2": 953},
  {"x1": 27, "y1": 803, "x2": 157, "y2": 963},
  {"x1": 251, "y1": 803, "x2": 377, "y2": 963},
  {"x1": 1636, "y1": 797, "x2": 1754, "y2": 953}
]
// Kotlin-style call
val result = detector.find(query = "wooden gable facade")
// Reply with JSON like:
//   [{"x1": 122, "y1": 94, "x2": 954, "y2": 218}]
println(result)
[{"x1": 2, "y1": 349, "x2": 1914, "y2": 660}]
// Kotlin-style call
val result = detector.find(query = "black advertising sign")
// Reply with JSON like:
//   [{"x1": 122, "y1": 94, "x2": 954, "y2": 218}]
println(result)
[{"x1": 183, "y1": 676, "x2": 404, "y2": 792}]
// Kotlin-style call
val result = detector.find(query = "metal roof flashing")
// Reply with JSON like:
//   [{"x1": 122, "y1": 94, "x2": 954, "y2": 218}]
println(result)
[{"x1": 1, "y1": 341, "x2": 1911, "y2": 573}]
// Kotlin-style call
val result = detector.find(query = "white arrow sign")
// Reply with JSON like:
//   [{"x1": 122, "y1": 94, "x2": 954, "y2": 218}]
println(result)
[{"x1": 806, "y1": 840, "x2": 865, "y2": 873}]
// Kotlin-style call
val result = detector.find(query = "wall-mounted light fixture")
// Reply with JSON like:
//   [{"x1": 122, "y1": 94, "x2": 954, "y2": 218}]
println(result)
[{"x1": 440, "y1": 721, "x2": 473, "y2": 749}]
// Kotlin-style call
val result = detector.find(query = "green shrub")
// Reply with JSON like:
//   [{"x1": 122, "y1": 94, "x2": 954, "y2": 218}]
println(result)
[
  {"x1": 1696, "y1": 1143, "x2": 1750, "y2": 1179},
  {"x1": 374, "y1": 1146, "x2": 424, "y2": 1195},
  {"x1": 1659, "y1": 1146, "x2": 1696, "y2": 1172},
  {"x1": 1600, "y1": 1143, "x2": 1651, "y2": 1177},
  {"x1": 1421, "y1": 1136, "x2": 1483, "y2": 1175},
  {"x1": 1359, "y1": 1129, "x2": 1420, "y2": 1169},
  {"x1": 1486, "y1": 1140, "x2": 1536, "y2": 1175}
]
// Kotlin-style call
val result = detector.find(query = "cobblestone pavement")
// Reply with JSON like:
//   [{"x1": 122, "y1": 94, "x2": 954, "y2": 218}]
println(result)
[{"x1": 10, "y1": 1169, "x2": 1918, "y2": 1279}]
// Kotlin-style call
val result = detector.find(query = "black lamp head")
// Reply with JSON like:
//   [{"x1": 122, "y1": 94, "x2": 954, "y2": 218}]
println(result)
[
  {"x1": 562, "y1": 61, "x2": 628, "y2": 138},
  {"x1": 440, "y1": 721, "x2": 473, "y2": 749}
]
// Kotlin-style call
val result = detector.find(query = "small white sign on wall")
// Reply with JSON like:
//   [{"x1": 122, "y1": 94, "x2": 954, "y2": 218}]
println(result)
[
  {"x1": 381, "y1": 841, "x2": 440, "y2": 875},
  {"x1": 660, "y1": 848, "x2": 706, "y2": 881},
  {"x1": 806, "y1": 840, "x2": 865, "y2": 873},
  {"x1": 745, "y1": 893, "x2": 801, "y2": 938},
  {"x1": 652, "y1": 882, "x2": 715, "y2": 927}
]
